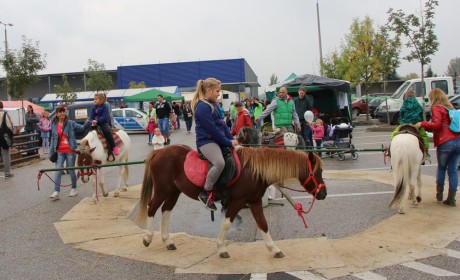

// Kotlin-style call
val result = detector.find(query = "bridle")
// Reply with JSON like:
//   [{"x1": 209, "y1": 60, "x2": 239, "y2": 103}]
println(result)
[
  {"x1": 77, "y1": 148, "x2": 96, "y2": 180},
  {"x1": 301, "y1": 154, "x2": 326, "y2": 195}
]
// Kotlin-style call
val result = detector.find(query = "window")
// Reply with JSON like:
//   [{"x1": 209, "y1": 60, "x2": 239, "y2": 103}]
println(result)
[
  {"x1": 124, "y1": 109, "x2": 139, "y2": 118},
  {"x1": 409, "y1": 82, "x2": 423, "y2": 97},
  {"x1": 432, "y1": 80, "x2": 449, "y2": 94},
  {"x1": 112, "y1": 110, "x2": 123, "y2": 117},
  {"x1": 223, "y1": 94, "x2": 229, "y2": 99}
]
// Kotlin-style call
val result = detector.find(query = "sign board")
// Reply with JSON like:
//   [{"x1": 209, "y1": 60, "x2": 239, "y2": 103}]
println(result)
[{"x1": 74, "y1": 108, "x2": 88, "y2": 120}]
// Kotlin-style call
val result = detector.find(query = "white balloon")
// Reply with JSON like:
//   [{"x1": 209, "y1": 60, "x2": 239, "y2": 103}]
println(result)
[{"x1": 304, "y1": 110, "x2": 314, "y2": 123}]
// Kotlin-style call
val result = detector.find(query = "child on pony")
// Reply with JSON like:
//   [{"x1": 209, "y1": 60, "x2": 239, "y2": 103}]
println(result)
[
  {"x1": 390, "y1": 90, "x2": 430, "y2": 158},
  {"x1": 90, "y1": 93, "x2": 118, "y2": 160}
]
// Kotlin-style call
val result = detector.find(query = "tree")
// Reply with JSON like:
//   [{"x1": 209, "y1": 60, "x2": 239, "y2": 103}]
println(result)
[
  {"x1": 129, "y1": 81, "x2": 146, "y2": 88},
  {"x1": 387, "y1": 0, "x2": 439, "y2": 98},
  {"x1": 445, "y1": 57, "x2": 460, "y2": 77},
  {"x1": 1, "y1": 36, "x2": 47, "y2": 101},
  {"x1": 425, "y1": 65, "x2": 436, "y2": 77},
  {"x1": 401, "y1": 72, "x2": 420, "y2": 80},
  {"x1": 84, "y1": 59, "x2": 113, "y2": 92},
  {"x1": 54, "y1": 75, "x2": 79, "y2": 104},
  {"x1": 269, "y1": 74, "x2": 278, "y2": 86},
  {"x1": 374, "y1": 25, "x2": 401, "y2": 93}
]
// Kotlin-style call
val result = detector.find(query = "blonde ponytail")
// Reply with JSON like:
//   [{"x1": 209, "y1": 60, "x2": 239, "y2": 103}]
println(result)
[{"x1": 191, "y1": 78, "x2": 221, "y2": 113}]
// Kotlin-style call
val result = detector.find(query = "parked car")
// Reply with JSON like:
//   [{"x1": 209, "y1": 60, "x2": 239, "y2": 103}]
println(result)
[
  {"x1": 450, "y1": 95, "x2": 460, "y2": 110},
  {"x1": 112, "y1": 108, "x2": 148, "y2": 131},
  {"x1": 351, "y1": 97, "x2": 373, "y2": 117},
  {"x1": 368, "y1": 98, "x2": 385, "y2": 118}
]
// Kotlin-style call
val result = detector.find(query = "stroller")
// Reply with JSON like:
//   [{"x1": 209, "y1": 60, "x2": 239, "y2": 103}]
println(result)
[{"x1": 323, "y1": 117, "x2": 358, "y2": 161}]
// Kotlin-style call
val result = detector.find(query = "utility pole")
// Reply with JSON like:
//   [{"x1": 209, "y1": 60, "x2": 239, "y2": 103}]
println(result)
[{"x1": 0, "y1": 21, "x2": 13, "y2": 100}]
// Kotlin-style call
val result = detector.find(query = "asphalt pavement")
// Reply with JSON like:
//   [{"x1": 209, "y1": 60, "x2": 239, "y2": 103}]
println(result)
[{"x1": 1, "y1": 117, "x2": 459, "y2": 280}]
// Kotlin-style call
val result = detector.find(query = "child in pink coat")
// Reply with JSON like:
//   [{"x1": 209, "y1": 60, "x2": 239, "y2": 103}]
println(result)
[
  {"x1": 145, "y1": 117, "x2": 158, "y2": 145},
  {"x1": 311, "y1": 118, "x2": 325, "y2": 156}
]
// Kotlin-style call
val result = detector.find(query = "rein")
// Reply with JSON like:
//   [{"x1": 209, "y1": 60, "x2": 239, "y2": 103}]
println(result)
[{"x1": 277, "y1": 154, "x2": 326, "y2": 228}]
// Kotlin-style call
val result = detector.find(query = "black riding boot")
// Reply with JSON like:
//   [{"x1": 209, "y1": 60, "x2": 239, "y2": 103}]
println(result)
[
  {"x1": 443, "y1": 190, "x2": 456, "y2": 207},
  {"x1": 436, "y1": 185, "x2": 444, "y2": 202}
]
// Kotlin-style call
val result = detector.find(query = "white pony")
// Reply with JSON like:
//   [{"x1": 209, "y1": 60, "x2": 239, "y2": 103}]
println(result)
[
  {"x1": 76, "y1": 129, "x2": 131, "y2": 203},
  {"x1": 389, "y1": 130, "x2": 424, "y2": 214}
]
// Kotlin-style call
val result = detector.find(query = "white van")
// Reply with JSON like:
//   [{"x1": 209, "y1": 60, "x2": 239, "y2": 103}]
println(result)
[
  {"x1": 376, "y1": 77, "x2": 455, "y2": 124},
  {"x1": 112, "y1": 108, "x2": 148, "y2": 131}
]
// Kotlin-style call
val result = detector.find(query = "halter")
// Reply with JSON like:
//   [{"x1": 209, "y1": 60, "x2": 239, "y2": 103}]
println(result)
[{"x1": 301, "y1": 155, "x2": 326, "y2": 195}]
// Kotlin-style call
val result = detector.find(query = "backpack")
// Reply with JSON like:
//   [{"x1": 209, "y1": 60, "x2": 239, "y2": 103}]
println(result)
[{"x1": 442, "y1": 105, "x2": 460, "y2": 133}]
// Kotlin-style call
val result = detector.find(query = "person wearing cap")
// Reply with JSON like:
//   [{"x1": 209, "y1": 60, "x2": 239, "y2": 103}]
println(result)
[
  {"x1": 255, "y1": 87, "x2": 301, "y2": 133},
  {"x1": 231, "y1": 101, "x2": 252, "y2": 136}
]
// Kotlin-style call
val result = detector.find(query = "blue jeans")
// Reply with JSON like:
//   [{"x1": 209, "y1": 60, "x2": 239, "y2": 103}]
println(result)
[
  {"x1": 54, "y1": 152, "x2": 77, "y2": 191},
  {"x1": 158, "y1": 118, "x2": 170, "y2": 136},
  {"x1": 176, "y1": 115, "x2": 181, "y2": 129},
  {"x1": 436, "y1": 138, "x2": 460, "y2": 192},
  {"x1": 185, "y1": 119, "x2": 193, "y2": 132}
]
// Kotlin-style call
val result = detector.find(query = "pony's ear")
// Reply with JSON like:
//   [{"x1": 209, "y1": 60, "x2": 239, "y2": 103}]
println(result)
[
  {"x1": 89, "y1": 147, "x2": 96, "y2": 153},
  {"x1": 82, "y1": 139, "x2": 89, "y2": 147},
  {"x1": 74, "y1": 150, "x2": 81, "y2": 155}
]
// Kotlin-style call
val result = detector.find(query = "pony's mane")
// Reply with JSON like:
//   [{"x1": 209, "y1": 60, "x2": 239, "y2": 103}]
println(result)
[{"x1": 236, "y1": 147, "x2": 321, "y2": 184}]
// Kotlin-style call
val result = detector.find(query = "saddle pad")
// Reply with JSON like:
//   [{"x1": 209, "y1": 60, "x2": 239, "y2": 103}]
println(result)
[
  {"x1": 184, "y1": 148, "x2": 241, "y2": 188},
  {"x1": 97, "y1": 132, "x2": 124, "y2": 152}
]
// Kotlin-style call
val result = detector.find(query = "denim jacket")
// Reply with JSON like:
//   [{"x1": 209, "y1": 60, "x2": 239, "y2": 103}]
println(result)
[{"x1": 49, "y1": 120, "x2": 90, "y2": 154}]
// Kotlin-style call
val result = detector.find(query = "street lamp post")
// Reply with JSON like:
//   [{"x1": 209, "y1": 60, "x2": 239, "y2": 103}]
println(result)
[
  {"x1": 0, "y1": 21, "x2": 13, "y2": 100},
  {"x1": 316, "y1": 0, "x2": 323, "y2": 76}
]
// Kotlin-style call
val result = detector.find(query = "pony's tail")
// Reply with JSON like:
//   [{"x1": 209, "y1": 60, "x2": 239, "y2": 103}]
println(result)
[
  {"x1": 135, "y1": 150, "x2": 159, "y2": 225},
  {"x1": 389, "y1": 158, "x2": 406, "y2": 208}
]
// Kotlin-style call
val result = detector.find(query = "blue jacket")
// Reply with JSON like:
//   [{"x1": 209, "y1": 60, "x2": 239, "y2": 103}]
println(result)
[
  {"x1": 195, "y1": 100, "x2": 233, "y2": 148},
  {"x1": 49, "y1": 120, "x2": 90, "y2": 154},
  {"x1": 90, "y1": 103, "x2": 110, "y2": 124}
]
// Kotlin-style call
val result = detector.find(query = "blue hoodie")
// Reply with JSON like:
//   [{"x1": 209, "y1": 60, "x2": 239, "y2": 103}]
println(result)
[
  {"x1": 89, "y1": 103, "x2": 110, "y2": 124},
  {"x1": 194, "y1": 100, "x2": 233, "y2": 148}
]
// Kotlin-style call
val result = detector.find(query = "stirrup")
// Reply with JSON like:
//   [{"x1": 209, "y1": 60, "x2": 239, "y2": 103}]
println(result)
[{"x1": 107, "y1": 151, "x2": 116, "y2": 162}]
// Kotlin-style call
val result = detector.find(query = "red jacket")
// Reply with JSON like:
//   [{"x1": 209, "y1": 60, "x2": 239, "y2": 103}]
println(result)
[
  {"x1": 421, "y1": 105, "x2": 460, "y2": 147},
  {"x1": 231, "y1": 110, "x2": 253, "y2": 136}
]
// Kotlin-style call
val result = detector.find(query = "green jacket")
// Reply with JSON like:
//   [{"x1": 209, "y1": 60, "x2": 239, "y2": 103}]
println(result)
[
  {"x1": 400, "y1": 97, "x2": 423, "y2": 125},
  {"x1": 274, "y1": 98, "x2": 294, "y2": 127},
  {"x1": 253, "y1": 103, "x2": 263, "y2": 118}
]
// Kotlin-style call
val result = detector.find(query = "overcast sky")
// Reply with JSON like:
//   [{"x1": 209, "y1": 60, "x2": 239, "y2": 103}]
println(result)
[{"x1": 1, "y1": 0, "x2": 458, "y2": 91}]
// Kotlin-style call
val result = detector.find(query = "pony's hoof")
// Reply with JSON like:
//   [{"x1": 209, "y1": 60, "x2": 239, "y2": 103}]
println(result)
[
  {"x1": 166, "y1": 244, "x2": 177, "y2": 250},
  {"x1": 219, "y1": 252, "x2": 230, "y2": 258},
  {"x1": 121, "y1": 187, "x2": 128, "y2": 192},
  {"x1": 113, "y1": 191, "x2": 119, "y2": 197},
  {"x1": 416, "y1": 196, "x2": 422, "y2": 203},
  {"x1": 143, "y1": 239, "x2": 151, "y2": 247},
  {"x1": 398, "y1": 209, "x2": 405, "y2": 214},
  {"x1": 274, "y1": 251, "x2": 285, "y2": 258},
  {"x1": 89, "y1": 198, "x2": 97, "y2": 205}
]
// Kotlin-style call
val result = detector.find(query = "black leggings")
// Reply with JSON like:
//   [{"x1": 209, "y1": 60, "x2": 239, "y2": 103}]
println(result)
[{"x1": 99, "y1": 123, "x2": 115, "y2": 151}]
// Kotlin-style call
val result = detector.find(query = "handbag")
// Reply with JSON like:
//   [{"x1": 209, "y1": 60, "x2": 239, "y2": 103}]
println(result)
[
  {"x1": 50, "y1": 122, "x2": 65, "y2": 163},
  {"x1": 0, "y1": 112, "x2": 13, "y2": 149}
]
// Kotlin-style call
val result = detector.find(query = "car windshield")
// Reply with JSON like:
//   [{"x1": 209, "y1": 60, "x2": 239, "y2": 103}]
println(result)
[{"x1": 391, "y1": 81, "x2": 411, "y2": 99}]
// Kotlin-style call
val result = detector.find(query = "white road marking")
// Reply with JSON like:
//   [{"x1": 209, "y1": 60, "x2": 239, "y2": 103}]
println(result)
[
  {"x1": 250, "y1": 273, "x2": 267, "y2": 280},
  {"x1": 353, "y1": 271, "x2": 388, "y2": 280},
  {"x1": 286, "y1": 270, "x2": 327, "y2": 279},
  {"x1": 446, "y1": 249, "x2": 460, "y2": 259},
  {"x1": 271, "y1": 191, "x2": 394, "y2": 201},
  {"x1": 401, "y1": 261, "x2": 459, "y2": 276}
]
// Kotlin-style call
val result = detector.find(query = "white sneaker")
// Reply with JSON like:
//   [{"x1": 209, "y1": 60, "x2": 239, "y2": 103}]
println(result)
[
  {"x1": 49, "y1": 191, "x2": 60, "y2": 200},
  {"x1": 69, "y1": 189, "x2": 78, "y2": 197}
]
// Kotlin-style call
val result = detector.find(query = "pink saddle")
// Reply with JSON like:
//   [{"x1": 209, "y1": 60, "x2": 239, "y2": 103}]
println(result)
[{"x1": 184, "y1": 149, "x2": 241, "y2": 188}]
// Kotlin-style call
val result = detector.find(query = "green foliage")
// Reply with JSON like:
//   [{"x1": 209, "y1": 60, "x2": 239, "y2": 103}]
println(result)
[
  {"x1": 387, "y1": 0, "x2": 439, "y2": 74},
  {"x1": 84, "y1": 59, "x2": 113, "y2": 92},
  {"x1": 321, "y1": 16, "x2": 400, "y2": 88},
  {"x1": 401, "y1": 72, "x2": 420, "y2": 80},
  {"x1": 1, "y1": 36, "x2": 47, "y2": 100},
  {"x1": 269, "y1": 73, "x2": 278, "y2": 86},
  {"x1": 128, "y1": 81, "x2": 146, "y2": 88},
  {"x1": 445, "y1": 57, "x2": 460, "y2": 77},
  {"x1": 425, "y1": 65, "x2": 436, "y2": 77},
  {"x1": 54, "y1": 75, "x2": 79, "y2": 104}
]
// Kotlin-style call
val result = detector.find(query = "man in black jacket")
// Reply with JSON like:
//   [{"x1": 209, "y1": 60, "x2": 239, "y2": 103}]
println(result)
[
  {"x1": 155, "y1": 95, "x2": 172, "y2": 145},
  {"x1": 293, "y1": 87, "x2": 314, "y2": 146},
  {"x1": 0, "y1": 101, "x2": 14, "y2": 178}
]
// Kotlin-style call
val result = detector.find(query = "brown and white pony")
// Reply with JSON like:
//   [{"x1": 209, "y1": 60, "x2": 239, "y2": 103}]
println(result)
[{"x1": 135, "y1": 145, "x2": 326, "y2": 258}]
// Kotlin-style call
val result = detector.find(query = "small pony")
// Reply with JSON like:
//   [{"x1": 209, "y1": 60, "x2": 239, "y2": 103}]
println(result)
[
  {"x1": 389, "y1": 124, "x2": 424, "y2": 214},
  {"x1": 76, "y1": 129, "x2": 131, "y2": 203},
  {"x1": 135, "y1": 145, "x2": 327, "y2": 258}
]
